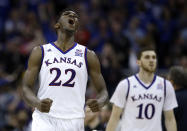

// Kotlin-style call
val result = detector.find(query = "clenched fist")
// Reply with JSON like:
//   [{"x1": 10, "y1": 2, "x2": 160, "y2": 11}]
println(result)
[
  {"x1": 36, "y1": 98, "x2": 53, "y2": 113},
  {"x1": 86, "y1": 99, "x2": 101, "y2": 112}
]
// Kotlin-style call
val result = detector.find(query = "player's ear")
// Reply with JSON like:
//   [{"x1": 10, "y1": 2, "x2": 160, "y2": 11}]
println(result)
[{"x1": 54, "y1": 23, "x2": 60, "y2": 30}]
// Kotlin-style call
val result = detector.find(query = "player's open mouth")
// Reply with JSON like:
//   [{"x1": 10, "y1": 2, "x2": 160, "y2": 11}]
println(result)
[{"x1": 68, "y1": 19, "x2": 74, "y2": 25}]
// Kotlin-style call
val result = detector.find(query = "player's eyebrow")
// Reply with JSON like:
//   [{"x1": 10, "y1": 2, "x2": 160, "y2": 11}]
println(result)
[{"x1": 62, "y1": 11, "x2": 70, "y2": 15}]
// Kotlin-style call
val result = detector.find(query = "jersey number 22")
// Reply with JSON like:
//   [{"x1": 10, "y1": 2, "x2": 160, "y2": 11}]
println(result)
[{"x1": 49, "y1": 68, "x2": 76, "y2": 87}]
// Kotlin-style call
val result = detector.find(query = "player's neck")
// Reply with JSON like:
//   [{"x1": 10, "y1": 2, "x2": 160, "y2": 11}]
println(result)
[
  {"x1": 138, "y1": 70, "x2": 155, "y2": 84},
  {"x1": 56, "y1": 31, "x2": 75, "y2": 51}
]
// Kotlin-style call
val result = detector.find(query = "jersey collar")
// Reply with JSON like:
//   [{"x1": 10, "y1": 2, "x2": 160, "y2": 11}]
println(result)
[
  {"x1": 134, "y1": 74, "x2": 157, "y2": 90},
  {"x1": 50, "y1": 42, "x2": 77, "y2": 54}
]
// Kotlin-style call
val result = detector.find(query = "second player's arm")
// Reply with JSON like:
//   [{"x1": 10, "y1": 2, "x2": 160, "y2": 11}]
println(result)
[
  {"x1": 106, "y1": 104, "x2": 123, "y2": 131},
  {"x1": 86, "y1": 49, "x2": 109, "y2": 112},
  {"x1": 164, "y1": 110, "x2": 177, "y2": 131}
]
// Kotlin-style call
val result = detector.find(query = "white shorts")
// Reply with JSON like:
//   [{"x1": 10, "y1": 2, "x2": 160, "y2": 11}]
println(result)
[{"x1": 32, "y1": 112, "x2": 84, "y2": 131}]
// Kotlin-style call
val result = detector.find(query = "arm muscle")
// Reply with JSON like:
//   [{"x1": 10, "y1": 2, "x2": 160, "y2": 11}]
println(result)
[
  {"x1": 87, "y1": 49, "x2": 108, "y2": 108},
  {"x1": 21, "y1": 46, "x2": 42, "y2": 108}
]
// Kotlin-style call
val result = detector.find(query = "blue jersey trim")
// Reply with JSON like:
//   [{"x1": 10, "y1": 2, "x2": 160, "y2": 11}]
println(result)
[
  {"x1": 40, "y1": 45, "x2": 44, "y2": 68},
  {"x1": 134, "y1": 74, "x2": 157, "y2": 90},
  {"x1": 50, "y1": 42, "x2": 77, "y2": 54},
  {"x1": 164, "y1": 79, "x2": 166, "y2": 98},
  {"x1": 84, "y1": 48, "x2": 88, "y2": 73},
  {"x1": 126, "y1": 78, "x2": 130, "y2": 100}
]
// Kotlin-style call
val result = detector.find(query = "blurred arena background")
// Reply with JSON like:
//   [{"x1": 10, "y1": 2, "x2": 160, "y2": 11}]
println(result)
[{"x1": 0, "y1": 0, "x2": 186, "y2": 130}]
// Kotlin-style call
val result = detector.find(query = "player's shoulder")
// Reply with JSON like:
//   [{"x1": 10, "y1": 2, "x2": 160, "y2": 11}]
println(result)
[
  {"x1": 74, "y1": 43, "x2": 89, "y2": 55},
  {"x1": 124, "y1": 75, "x2": 136, "y2": 82},
  {"x1": 85, "y1": 48, "x2": 97, "y2": 61},
  {"x1": 31, "y1": 45, "x2": 42, "y2": 54},
  {"x1": 40, "y1": 43, "x2": 51, "y2": 48},
  {"x1": 74, "y1": 43, "x2": 94, "y2": 55},
  {"x1": 128, "y1": 75, "x2": 135, "y2": 79},
  {"x1": 155, "y1": 75, "x2": 164, "y2": 79},
  {"x1": 76, "y1": 43, "x2": 87, "y2": 49},
  {"x1": 39, "y1": 43, "x2": 58, "y2": 53},
  {"x1": 30, "y1": 43, "x2": 52, "y2": 56},
  {"x1": 153, "y1": 75, "x2": 165, "y2": 82},
  {"x1": 155, "y1": 75, "x2": 169, "y2": 82},
  {"x1": 156, "y1": 75, "x2": 172, "y2": 86},
  {"x1": 118, "y1": 79, "x2": 127, "y2": 85},
  {"x1": 118, "y1": 75, "x2": 134, "y2": 85},
  {"x1": 28, "y1": 45, "x2": 43, "y2": 64}
]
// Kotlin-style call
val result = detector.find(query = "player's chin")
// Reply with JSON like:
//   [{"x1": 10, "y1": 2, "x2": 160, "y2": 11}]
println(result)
[
  {"x1": 63, "y1": 26, "x2": 75, "y2": 32},
  {"x1": 66, "y1": 28, "x2": 76, "y2": 32},
  {"x1": 149, "y1": 67, "x2": 156, "y2": 73}
]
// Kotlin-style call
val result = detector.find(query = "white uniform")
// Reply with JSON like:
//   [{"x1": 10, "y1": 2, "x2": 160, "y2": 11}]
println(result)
[
  {"x1": 110, "y1": 74, "x2": 178, "y2": 131},
  {"x1": 32, "y1": 42, "x2": 88, "y2": 131}
]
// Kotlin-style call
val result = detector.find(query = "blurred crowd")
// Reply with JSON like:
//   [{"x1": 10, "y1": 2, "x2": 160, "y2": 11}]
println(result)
[{"x1": 0, "y1": 0, "x2": 186, "y2": 130}]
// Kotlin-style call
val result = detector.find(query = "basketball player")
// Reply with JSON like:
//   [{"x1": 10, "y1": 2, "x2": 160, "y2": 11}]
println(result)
[
  {"x1": 21, "y1": 10, "x2": 108, "y2": 131},
  {"x1": 106, "y1": 46, "x2": 178, "y2": 131}
]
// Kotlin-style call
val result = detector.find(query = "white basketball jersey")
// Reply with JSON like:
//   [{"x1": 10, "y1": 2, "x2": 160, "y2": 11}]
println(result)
[
  {"x1": 34, "y1": 42, "x2": 88, "y2": 119},
  {"x1": 110, "y1": 74, "x2": 178, "y2": 131}
]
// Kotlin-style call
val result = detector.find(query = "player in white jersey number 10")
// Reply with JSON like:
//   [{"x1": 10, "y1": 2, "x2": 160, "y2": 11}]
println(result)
[
  {"x1": 21, "y1": 10, "x2": 108, "y2": 131},
  {"x1": 106, "y1": 46, "x2": 178, "y2": 131}
]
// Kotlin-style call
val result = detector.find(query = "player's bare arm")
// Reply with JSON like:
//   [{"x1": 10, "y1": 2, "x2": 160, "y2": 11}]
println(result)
[
  {"x1": 106, "y1": 104, "x2": 123, "y2": 131},
  {"x1": 86, "y1": 49, "x2": 109, "y2": 112},
  {"x1": 164, "y1": 110, "x2": 177, "y2": 131},
  {"x1": 21, "y1": 46, "x2": 53, "y2": 113}
]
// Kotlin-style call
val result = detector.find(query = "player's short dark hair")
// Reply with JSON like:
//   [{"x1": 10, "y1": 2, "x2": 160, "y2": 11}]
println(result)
[
  {"x1": 168, "y1": 66, "x2": 187, "y2": 88},
  {"x1": 56, "y1": 8, "x2": 80, "y2": 23},
  {"x1": 136, "y1": 45, "x2": 156, "y2": 60}
]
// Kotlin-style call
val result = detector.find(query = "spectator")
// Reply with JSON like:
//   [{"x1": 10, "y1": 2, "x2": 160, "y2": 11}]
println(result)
[{"x1": 168, "y1": 66, "x2": 187, "y2": 131}]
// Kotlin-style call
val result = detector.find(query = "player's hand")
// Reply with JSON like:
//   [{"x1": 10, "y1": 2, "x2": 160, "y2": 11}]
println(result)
[
  {"x1": 36, "y1": 98, "x2": 53, "y2": 113},
  {"x1": 86, "y1": 99, "x2": 101, "y2": 112}
]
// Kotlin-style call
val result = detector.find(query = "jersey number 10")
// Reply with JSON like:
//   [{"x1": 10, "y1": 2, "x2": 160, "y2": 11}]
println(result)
[{"x1": 136, "y1": 103, "x2": 155, "y2": 119}]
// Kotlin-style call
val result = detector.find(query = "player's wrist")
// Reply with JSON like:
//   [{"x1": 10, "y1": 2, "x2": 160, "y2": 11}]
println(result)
[
  {"x1": 34, "y1": 99, "x2": 41, "y2": 109},
  {"x1": 97, "y1": 93, "x2": 108, "y2": 108}
]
